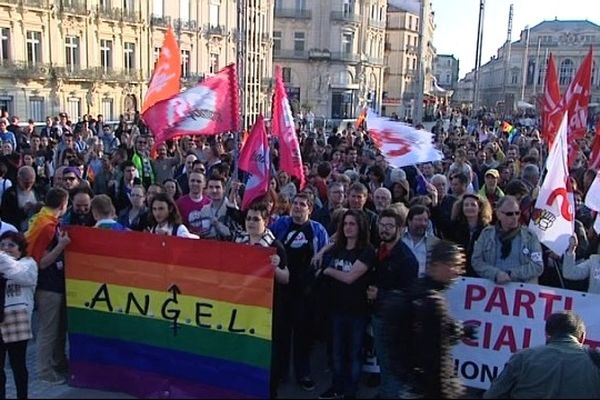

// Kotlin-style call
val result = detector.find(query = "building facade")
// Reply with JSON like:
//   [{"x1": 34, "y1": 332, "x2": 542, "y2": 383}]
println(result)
[
  {"x1": 381, "y1": 1, "x2": 436, "y2": 120},
  {"x1": 455, "y1": 19, "x2": 600, "y2": 112},
  {"x1": 273, "y1": 0, "x2": 387, "y2": 120},
  {"x1": 0, "y1": 0, "x2": 273, "y2": 127},
  {"x1": 434, "y1": 54, "x2": 459, "y2": 90}
]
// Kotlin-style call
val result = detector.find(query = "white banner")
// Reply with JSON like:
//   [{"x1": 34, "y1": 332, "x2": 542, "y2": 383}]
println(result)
[{"x1": 447, "y1": 277, "x2": 600, "y2": 390}]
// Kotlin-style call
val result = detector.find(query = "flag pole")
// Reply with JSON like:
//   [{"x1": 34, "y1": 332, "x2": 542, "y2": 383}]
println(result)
[{"x1": 235, "y1": 0, "x2": 247, "y2": 181}]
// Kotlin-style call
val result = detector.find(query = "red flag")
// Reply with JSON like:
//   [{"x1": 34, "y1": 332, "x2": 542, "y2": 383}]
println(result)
[
  {"x1": 239, "y1": 115, "x2": 270, "y2": 210},
  {"x1": 141, "y1": 27, "x2": 181, "y2": 115},
  {"x1": 143, "y1": 64, "x2": 240, "y2": 145},
  {"x1": 355, "y1": 106, "x2": 367, "y2": 129},
  {"x1": 549, "y1": 48, "x2": 593, "y2": 166},
  {"x1": 589, "y1": 120, "x2": 600, "y2": 170},
  {"x1": 272, "y1": 65, "x2": 305, "y2": 189},
  {"x1": 541, "y1": 53, "x2": 561, "y2": 147}
]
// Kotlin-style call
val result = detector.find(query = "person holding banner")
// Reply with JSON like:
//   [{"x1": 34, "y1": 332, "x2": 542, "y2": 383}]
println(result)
[
  {"x1": 472, "y1": 196, "x2": 544, "y2": 284},
  {"x1": 484, "y1": 311, "x2": 600, "y2": 398},
  {"x1": 562, "y1": 235, "x2": 600, "y2": 294}
]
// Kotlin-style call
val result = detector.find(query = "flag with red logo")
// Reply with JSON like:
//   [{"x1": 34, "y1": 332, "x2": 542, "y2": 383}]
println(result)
[
  {"x1": 367, "y1": 110, "x2": 442, "y2": 168},
  {"x1": 541, "y1": 53, "x2": 561, "y2": 147},
  {"x1": 143, "y1": 64, "x2": 240, "y2": 145},
  {"x1": 530, "y1": 113, "x2": 574, "y2": 255},
  {"x1": 548, "y1": 48, "x2": 593, "y2": 166},
  {"x1": 141, "y1": 27, "x2": 181, "y2": 115},
  {"x1": 588, "y1": 120, "x2": 600, "y2": 170},
  {"x1": 272, "y1": 65, "x2": 305, "y2": 189},
  {"x1": 239, "y1": 115, "x2": 271, "y2": 210}
]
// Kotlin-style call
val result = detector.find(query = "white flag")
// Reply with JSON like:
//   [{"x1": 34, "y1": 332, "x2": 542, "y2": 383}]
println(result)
[
  {"x1": 367, "y1": 110, "x2": 443, "y2": 168},
  {"x1": 529, "y1": 113, "x2": 574, "y2": 255},
  {"x1": 585, "y1": 171, "x2": 600, "y2": 211}
]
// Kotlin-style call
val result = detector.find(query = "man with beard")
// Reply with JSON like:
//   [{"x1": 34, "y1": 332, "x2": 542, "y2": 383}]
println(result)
[
  {"x1": 402, "y1": 205, "x2": 440, "y2": 277},
  {"x1": 61, "y1": 186, "x2": 94, "y2": 226},
  {"x1": 373, "y1": 187, "x2": 392, "y2": 215},
  {"x1": 367, "y1": 209, "x2": 419, "y2": 398}
]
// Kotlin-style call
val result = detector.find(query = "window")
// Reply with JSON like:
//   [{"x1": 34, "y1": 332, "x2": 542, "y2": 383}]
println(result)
[
  {"x1": 342, "y1": 32, "x2": 353, "y2": 54},
  {"x1": 181, "y1": 49, "x2": 190, "y2": 77},
  {"x1": 124, "y1": 42, "x2": 135, "y2": 71},
  {"x1": 343, "y1": 0, "x2": 354, "y2": 15},
  {"x1": 180, "y1": 0, "x2": 190, "y2": 21},
  {"x1": 29, "y1": 97, "x2": 44, "y2": 122},
  {"x1": 282, "y1": 67, "x2": 291, "y2": 83},
  {"x1": 273, "y1": 31, "x2": 281, "y2": 53},
  {"x1": 511, "y1": 69, "x2": 519, "y2": 85},
  {"x1": 209, "y1": 0, "x2": 220, "y2": 27},
  {"x1": 527, "y1": 59, "x2": 535, "y2": 85},
  {"x1": 592, "y1": 61, "x2": 597, "y2": 86},
  {"x1": 559, "y1": 59, "x2": 574, "y2": 85},
  {"x1": 447, "y1": 59, "x2": 451, "y2": 66},
  {"x1": 294, "y1": 32, "x2": 305, "y2": 53},
  {"x1": 295, "y1": 0, "x2": 305, "y2": 10},
  {"x1": 0, "y1": 97, "x2": 13, "y2": 115},
  {"x1": 409, "y1": 16, "x2": 412, "y2": 29},
  {"x1": 100, "y1": 0, "x2": 112, "y2": 9},
  {"x1": 0, "y1": 28, "x2": 10, "y2": 63},
  {"x1": 65, "y1": 36, "x2": 80, "y2": 72},
  {"x1": 100, "y1": 39, "x2": 113, "y2": 71},
  {"x1": 153, "y1": 47, "x2": 161, "y2": 63},
  {"x1": 445, "y1": 73, "x2": 450, "y2": 84},
  {"x1": 153, "y1": 0, "x2": 163, "y2": 17},
  {"x1": 209, "y1": 52, "x2": 219, "y2": 74},
  {"x1": 26, "y1": 31, "x2": 42, "y2": 65},
  {"x1": 102, "y1": 98, "x2": 114, "y2": 121},
  {"x1": 67, "y1": 97, "x2": 81, "y2": 122},
  {"x1": 123, "y1": 0, "x2": 134, "y2": 13},
  {"x1": 412, "y1": 58, "x2": 416, "y2": 69}
]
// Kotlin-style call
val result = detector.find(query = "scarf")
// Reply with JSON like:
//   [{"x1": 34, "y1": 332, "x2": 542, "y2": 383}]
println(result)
[
  {"x1": 235, "y1": 229, "x2": 276, "y2": 248},
  {"x1": 497, "y1": 225, "x2": 520, "y2": 260}
]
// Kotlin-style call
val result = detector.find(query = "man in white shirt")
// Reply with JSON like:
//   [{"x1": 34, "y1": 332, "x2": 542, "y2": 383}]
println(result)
[{"x1": 401, "y1": 205, "x2": 439, "y2": 277}]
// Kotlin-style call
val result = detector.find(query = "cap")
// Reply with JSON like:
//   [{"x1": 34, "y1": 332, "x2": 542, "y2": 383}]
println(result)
[
  {"x1": 485, "y1": 169, "x2": 500, "y2": 179},
  {"x1": 63, "y1": 166, "x2": 82, "y2": 179}
]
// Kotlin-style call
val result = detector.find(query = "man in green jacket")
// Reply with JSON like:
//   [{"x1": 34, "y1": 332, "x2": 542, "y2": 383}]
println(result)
[{"x1": 485, "y1": 311, "x2": 600, "y2": 399}]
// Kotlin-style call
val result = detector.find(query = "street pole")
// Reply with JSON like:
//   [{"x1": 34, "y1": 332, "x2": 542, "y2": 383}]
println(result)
[
  {"x1": 234, "y1": 0, "x2": 247, "y2": 180},
  {"x1": 532, "y1": 37, "x2": 542, "y2": 95},
  {"x1": 472, "y1": 0, "x2": 485, "y2": 113},
  {"x1": 412, "y1": 0, "x2": 426, "y2": 125},
  {"x1": 520, "y1": 26, "x2": 530, "y2": 102}
]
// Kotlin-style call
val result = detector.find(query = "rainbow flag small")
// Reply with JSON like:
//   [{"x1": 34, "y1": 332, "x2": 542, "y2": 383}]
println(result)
[{"x1": 65, "y1": 227, "x2": 274, "y2": 399}]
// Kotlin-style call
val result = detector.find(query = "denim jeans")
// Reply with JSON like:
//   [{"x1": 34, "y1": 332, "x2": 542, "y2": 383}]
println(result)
[
  {"x1": 331, "y1": 313, "x2": 368, "y2": 396},
  {"x1": 372, "y1": 291, "x2": 413, "y2": 398}
]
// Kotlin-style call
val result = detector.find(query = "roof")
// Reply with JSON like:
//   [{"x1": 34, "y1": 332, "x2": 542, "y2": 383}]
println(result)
[{"x1": 530, "y1": 19, "x2": 600, "y2": 32}]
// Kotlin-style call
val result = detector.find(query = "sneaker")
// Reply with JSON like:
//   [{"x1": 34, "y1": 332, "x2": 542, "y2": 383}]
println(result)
[
  {"x1": 318, "y1": 387, "x2": 342, "y2": 399},
  {"x1": 39, "y1": 374, "x2": 66, "y2": 385},
  {"x1": 299, "y1": 376, "x2": 316, "y2": 391}
]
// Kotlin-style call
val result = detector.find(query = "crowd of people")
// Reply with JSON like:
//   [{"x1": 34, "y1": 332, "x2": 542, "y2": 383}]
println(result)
[{"x1": 0, "y1": 105, "x2": 600, "y2": 399}]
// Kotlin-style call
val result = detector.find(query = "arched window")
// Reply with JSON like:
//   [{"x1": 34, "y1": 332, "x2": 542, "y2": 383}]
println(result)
[
  {"x1": 559, "y1": 59, "x2": 574, "y2": 85},
  {"x1": 527, "y1": 59, "x2": 535, "y2": 85}
]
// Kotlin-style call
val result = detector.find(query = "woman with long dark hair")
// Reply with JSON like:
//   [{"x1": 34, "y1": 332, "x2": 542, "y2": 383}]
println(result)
[
  {"x1": 0, "y1": 231, "x2": 38, "y2": 399},
  {"x1": 318, "y1": 209, "x2": 376, "y2": 399},
  {"x1": 147, "y1": 193, "x2": 197, "y2": 238}
]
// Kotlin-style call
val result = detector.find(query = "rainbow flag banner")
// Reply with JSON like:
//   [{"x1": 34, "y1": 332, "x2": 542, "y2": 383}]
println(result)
[{"x1": 65, "y1": 227, "x2": 275, "y2": 399}]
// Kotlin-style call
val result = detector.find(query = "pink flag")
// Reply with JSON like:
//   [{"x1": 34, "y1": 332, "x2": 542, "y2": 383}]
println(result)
[
  {"x1": 144, "y1": 64, "x2": 240, "y2": 145},
  {"x1": 548, "y1": 48, "x2": 593, "y2": 166},
  {"x1": 239, "y1": 115, "x2": 271, "y2": 210},
  {"x1": 271, "y1": 65, "x2": 305, "y2": 189},
  {"x1": 541, "y1": 53, "x2": 561, "y2": 148}
]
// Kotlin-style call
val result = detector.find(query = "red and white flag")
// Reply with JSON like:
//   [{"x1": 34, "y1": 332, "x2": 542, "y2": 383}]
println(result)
[
  {"x1": 272, "y1": 65, "x2": 305, "y2": 189},
  {"x1": 141, "y1": 26, "x2": 181, "y2": 115},
  {"x1": 541, "y1": 53, "x2": 561, "y2": 147},
  {"x1": 143, "y1": 64, "x2": 240, "y2": 145},
  {"x1": 588, "y1": 120, "x2": 600, "y2": 170},
  {"x1": 239, "y1": 115, "x2": 270, "y2": 210},
  {"x1": 529, "y1": 113, "x2": 574, "y2": 255},
  {"x1": 548, "y1": 48, "x2": 593, "y2": 166},
  {"x1": 367, "y1": 110, "x2": 442, "y2": 168}
]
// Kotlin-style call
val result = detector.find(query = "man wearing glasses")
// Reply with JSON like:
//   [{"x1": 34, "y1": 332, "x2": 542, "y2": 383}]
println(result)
[
  {"x1": 472, "y1": 195, "x2": 543, "y2": 284},
  {"x1": 130, "y1": 136, "x2": 155, "y2": 188}
]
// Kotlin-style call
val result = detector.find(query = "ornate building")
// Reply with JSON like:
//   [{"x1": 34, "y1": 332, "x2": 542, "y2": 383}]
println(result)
[
  {"x1": 381, "y1": 0, "x2": 436, "y2": 120},
  {"x1": 434, "y1": 54, "x2": 459, "y2": 90},
  {"x1": 455, "y1": 19, "x2": 600, "y2": 112},
  {"x1": 273, "y1": 0, "x2": 387, "y2": 120},
  {"x1": 0, "y1": 0, "x2": 273, "y2": 127}
]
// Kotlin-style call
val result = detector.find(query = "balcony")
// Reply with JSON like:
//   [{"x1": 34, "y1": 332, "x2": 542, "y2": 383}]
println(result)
[
  {"x1": 330, "y1": 52, "x2": 360, "y2": 63},
  {"x1": 261, "y1": 77, "x2": 274, "y2": 88},
  {"x1": 205, "y1": 24, "x2": 226, "y2": 36},
  {"x1": 181, "y1": 73, "x2": 205, "y2": 87},
  {"x1": 273, "y1": 49, "x2": 308, "y2": 60},
  {"x1": 369, "y1": 19, "x2": 386, "y2": 29},
  {"x1": 22, "y1": 0, "x2": 49, "y2": 8},
  {"x1": 308, "y1": 49, "x2": 331, "y2": 60},
  {"x1": 274, "y1": 8, "x2": 311, "y2": 19},
  {"x1": 121, "y1": 8, "x2": 141, "y2": 23},
  {"x1": 151, "y1": 15, "x2": 171, "y2": 28},
  {"x1": 405, "y1": 45, "x2": 418, "y2": 53},
  {"x1": 60, "y1": 0, "x2": 87, "y2": 15},
  {"x1": 97, "y1": 5, "x2": 121, "y2": 21},
  {"x1": 330, "y1": 11, "x2": 361, "y2": 24},
  {"x1": 175, "y1": 18, "x2": 198, "y2": 32},
  {"x1": 368, "y1": 56, "x2": 384, "y2": 65},
  {"x1": 0, "y1": 61, "x2": 51, "y2": 80},
  {"x1": 52, "y1": 66, "x2": 142, "y2": 82},
  {"x1": 261, "y1": 32, "x2": 270, "y2": 42}
]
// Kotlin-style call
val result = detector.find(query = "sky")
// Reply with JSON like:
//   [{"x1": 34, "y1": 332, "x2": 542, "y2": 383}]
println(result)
[{"x1": 432, "y1": 0, "x2": 598, "y2": 78}]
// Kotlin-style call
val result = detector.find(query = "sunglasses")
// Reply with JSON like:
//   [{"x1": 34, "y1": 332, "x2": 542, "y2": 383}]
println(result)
[
  {"x1": 245, "y1": 216, "x2": 262, "y2": 222},
  {"x1": 501, "y1": 211, "x2": 520, "y2": 217}
]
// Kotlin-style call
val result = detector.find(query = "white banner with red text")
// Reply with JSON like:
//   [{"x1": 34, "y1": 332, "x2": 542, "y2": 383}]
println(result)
[{"x1": 446, "y1": 277, "x2": 600, "y2": 390}]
